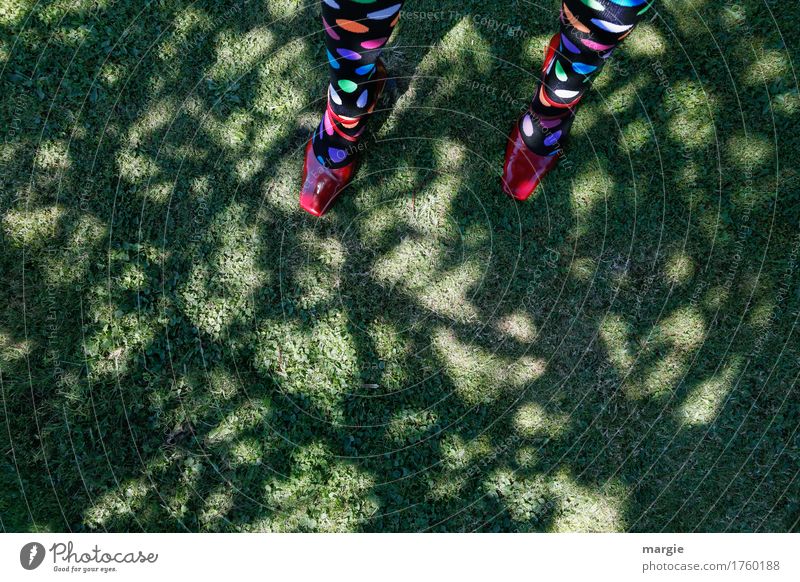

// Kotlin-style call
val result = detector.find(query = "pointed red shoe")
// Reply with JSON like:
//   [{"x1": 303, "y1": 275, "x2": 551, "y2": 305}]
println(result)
[
  {"x1": 299, "y1": 61, "x2": 388, "y2": 217},
  {"x1": 500, "y1": 118, "x2": 560, "y2": 201},
  {"x1": 299, "y1": 141, "x2": 358, "y2": 216}
]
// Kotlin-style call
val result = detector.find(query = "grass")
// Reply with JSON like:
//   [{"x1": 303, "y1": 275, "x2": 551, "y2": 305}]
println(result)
[{"x1": 1, "y1": 0, "x2": 799, "y2": 532}]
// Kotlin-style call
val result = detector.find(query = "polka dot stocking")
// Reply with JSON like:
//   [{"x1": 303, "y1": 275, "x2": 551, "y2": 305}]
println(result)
[
  {"x1": 312, "y1": 0, "x2": 404, "y2": 169},
  {"x1": 519, "y1": 0, "x2": 654, "y2": 157}
]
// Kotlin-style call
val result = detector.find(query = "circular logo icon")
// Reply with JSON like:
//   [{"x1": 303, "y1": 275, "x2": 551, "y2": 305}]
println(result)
[{"x1": 20, "y1": 542, "x2": 46, "y2": 570}]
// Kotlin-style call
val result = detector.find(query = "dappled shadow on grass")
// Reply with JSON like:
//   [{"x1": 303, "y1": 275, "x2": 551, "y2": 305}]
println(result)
[{"x1": 1, "y1": 0, "x2": 798, "y2": 532}]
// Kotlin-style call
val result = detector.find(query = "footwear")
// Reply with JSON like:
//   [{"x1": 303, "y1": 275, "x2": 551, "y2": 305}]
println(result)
[
  {"x1": 299, "y1": 141, "x2": 358, "y2": 216},
  {"x1": 500, "y1": 118, "x2": 560, "y2": 201},
  {"x1": 299, "y1": 60, "x2": 388, "y2": 217}
]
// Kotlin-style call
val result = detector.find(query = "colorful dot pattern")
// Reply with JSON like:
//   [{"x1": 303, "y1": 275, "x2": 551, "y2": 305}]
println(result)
[
  {"x1": 312, "y1": 0, "x2": 653, "y2": 166},
  {"x1": 519, "y1": 0, "x2": 652, "y2": 156},
  {"x1": 313, "y1": 0, "x2": 403, "y2": 168}
]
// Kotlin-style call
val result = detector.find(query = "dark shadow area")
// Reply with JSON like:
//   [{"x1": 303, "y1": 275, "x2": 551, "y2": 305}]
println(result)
[{"x1": 1, "y1": 0, "x2": 798, "y2": 533}]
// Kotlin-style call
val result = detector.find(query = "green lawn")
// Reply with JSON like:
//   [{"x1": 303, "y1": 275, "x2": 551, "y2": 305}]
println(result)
[{"x1": 1, "y1": 0, "x2": 798, "y2": 532}]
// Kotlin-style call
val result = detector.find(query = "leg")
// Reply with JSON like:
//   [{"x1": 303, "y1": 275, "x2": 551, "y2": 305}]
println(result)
[
  {"x1": 299, "y1": 0, "x2": 404, "y2": 216},
  {"x1": 502, "y1": 0, "x2": 655, "y2": 200},
  {"x1": 314, "y1": 0, "x2": 404, "y2": 168}
]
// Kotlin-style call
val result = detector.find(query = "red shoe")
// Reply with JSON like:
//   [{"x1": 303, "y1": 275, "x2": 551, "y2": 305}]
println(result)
[
  {"x1": 299, "y1": 142, "x2": 358, "y2": 216},
  {"x1": 299, "y1": 61, "x2": 388, "y2": 217},
  {"x1": 500, "y1": 118, "x2": 560, "y2": 201}
]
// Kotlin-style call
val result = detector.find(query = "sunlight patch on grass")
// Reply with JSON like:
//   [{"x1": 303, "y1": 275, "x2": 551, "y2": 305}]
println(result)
[
  {"x1": 600, "y1": 73, "x2": 649, "y2": 117},
  {"x1": 263, "y1": 156, "x2": 302, "y2": 213},
  {"x1": 600, "y1": 314, "x2": 635, "y2": 374},
  {"x1": 515, "y1": 446, "x2": 539, "y2": 469},
  {"x1": 255, "y1": 442, "x2": 378, "y2": 532},
  {"x1": 34, "y1": 139, "x2": 70, "y2": 173},
  {"x1": 2, "y1": 206, "x2": 64, "y2": 249},
  {"x1": 433, "y1": 327, "x2": 503, "y2": 405},
  {"x1": 365, "y1": 321, "x2": 412, "y2": 390},
  {"x1": 745, "y1": 50, "x2": 790, "y2": 86},
  {"x1": 433, "y1": 328, "x2": 547, "y2": 405},
  {"x1": 677, "y1": 160, "x2": 701, "y2": 191},
  {"x1": 570, "y1": 257, "x2": 596, "y2": 282},
  {"x1": 126, "y1": 97, "x2": 178, "y2": 148},
  {"x1": 666, "y1": 81, "x2": 716, "y2": 150},
  {"x1": 657, "y1": 306, "x2": 706, "y2": 352},
  {"x1": 520, "y1": 35, "x2": 551, "y2": 66},
  {"x1": 677, "y1": 358, "x2": 741, "y2": 425},
  {"x1": 99, "y1": 61, "x2": 125, "y2": 88},
  {"x1": 373, "y1": 235, "x2": 446, "y2": 292},
  {"x1": 142, "y1": 182, "x2": 174, "y2": 205},
  {"x1": 199, "y1": 488, "x2": 234, "y2": 531},
  {"x1": 637, "y1": 352, "x2": 688, "y2": 400},
  {"x1": 619, "y1": 118, "x2": 652, "y2": 154},
  {"x1": 202, "y1": 109, "x2": 252, "y2": 154},
  {"x1": 253, "y1": 43, "x2": 311, "y2": 115},
  {"x1": 427, "y1": 468, "x2": 469, "y2": 502},
  {"x1": 84, "y1": 477, "x2": 152, "y2": 530},
  {"x1": 294, "y1": 262, "x2": 339, "y2": 309},
  {"x1": 206, "y1": 403, "x2": 270, "y2": 446},
  {"x1": 702, "y1": 283, "x2": 726, "y2": 311},
  {"x1": 120, "y1": 263, "x2": 147, "y2": 290},
  {"x1": 266, "y1": 0, "x2": 302, "y2": 19},
  {"x1": 235, "y1": 154, "x2": 266, "y2": 182},
  {"x1": 368, "y1": 208, "x2": 484, "y2": 324},
  {"x1": 431, "y1": 16, "x2": 493, "y2": 74},
  {"x1": 117, "y1": 150, "x2": 160, "y2": 183},
  {"x1": 434, "y1": 140, "x2": 466, "y2": 173},
  {"x1": 40, "y1": 214, "x2": 107, "y2": 286},
  {"x1": 0, "y1": 141, "x2": 21, "y2": 169},
  {"x1": 254, "y1": 313, "x2": 359, "y2": 406},
  {"x1": 0, "y1": 332, "x2": 31, "y2": 362},
  {"x1": 369, "y1": 320, "x2": 411, "y2": 362},
  {"x1": 513, "y1": 401, "x2": 568, "y2": 439},
  {"x1": 387, "y1": 409, "x2": 439, "y2": 445},
  {"x1": 664, "y1": 250, "x2": 695, "y2": 285},
  {"x1": 441, "y1": 434, "x2": 493, "y2": 471},
  {"x1": 302, "y1": 231, "x2": 346, "y2": 270},
  {"x1": 505, "y1": 356, "x2": 548, "y2": 386},
  {"x1": 629, "y1": 306, "x2": 706, "y2": 399},
  {"x1": 721, "y1": 3, "x2": 746, "y2": 28},
  {"x1": 772, "y1": 90, "x2": 799, "y2": 116},
  {"x1": 229, "y1": 438, "x2": 263, "y2": 466},
  {"x1": 747, "y1": 300, "x2": 774, "y2": 330},
  {"x1": 400, "y1": 173, "x2": 463, "y2": 231},
  {"x1": 495, "y1": 311, "x2": 537, "y2": 343},
  {"x1": 548, "y1": 470, "x2": 626, "y2": 532},
  {"x1": 208, "y1": 27, "x2": 275, "y2": 81},
  {"x1": 484, "y1": 470, "x2": 550, "y2": 526},
  {"x1": 293, "y1": 232, "x2": 345, "y2": 309},
  {"x1": 661, "y1": 0, "x2": 708, "y2": 35},
  {"x1": 418, "y1": 260, "x2": 482, "y2": 323},
  {"x1": 208, "y1": 367, "x2": 244, "y2": 401},
  {"x1": 0, "y1": 0, "x2": 27, "y2": 25},
  {"x1": 36, "y1": 0, "x2": 97, "y2": 23},
  {"x1": 624, "y1": 23, "x2": 666, "y2": 57},
  {"x1": 725, "y1": 133, "x2": 774, "y2": 171},
  {"x1": 179, "y1": 204, "x2": 266, "y2": 338}
]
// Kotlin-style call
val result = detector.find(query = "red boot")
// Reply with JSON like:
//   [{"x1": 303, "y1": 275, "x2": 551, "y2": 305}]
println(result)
[
  {"x1": 500, "y1": 119, "x2": 560, "y2": 201},
  {"x1": 299, "y1": 61, "x2": 388, "y2": 217}
]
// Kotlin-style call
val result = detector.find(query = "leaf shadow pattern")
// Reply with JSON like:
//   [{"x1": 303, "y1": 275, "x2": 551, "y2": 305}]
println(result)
[{"x1": 0, "y1": 0, "x2": 798, "y2": 532}]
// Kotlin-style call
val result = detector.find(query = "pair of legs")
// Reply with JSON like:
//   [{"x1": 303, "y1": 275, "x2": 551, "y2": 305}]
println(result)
[{"x1": 300, "y1": 0, "x2": 654, "y2": 216}]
